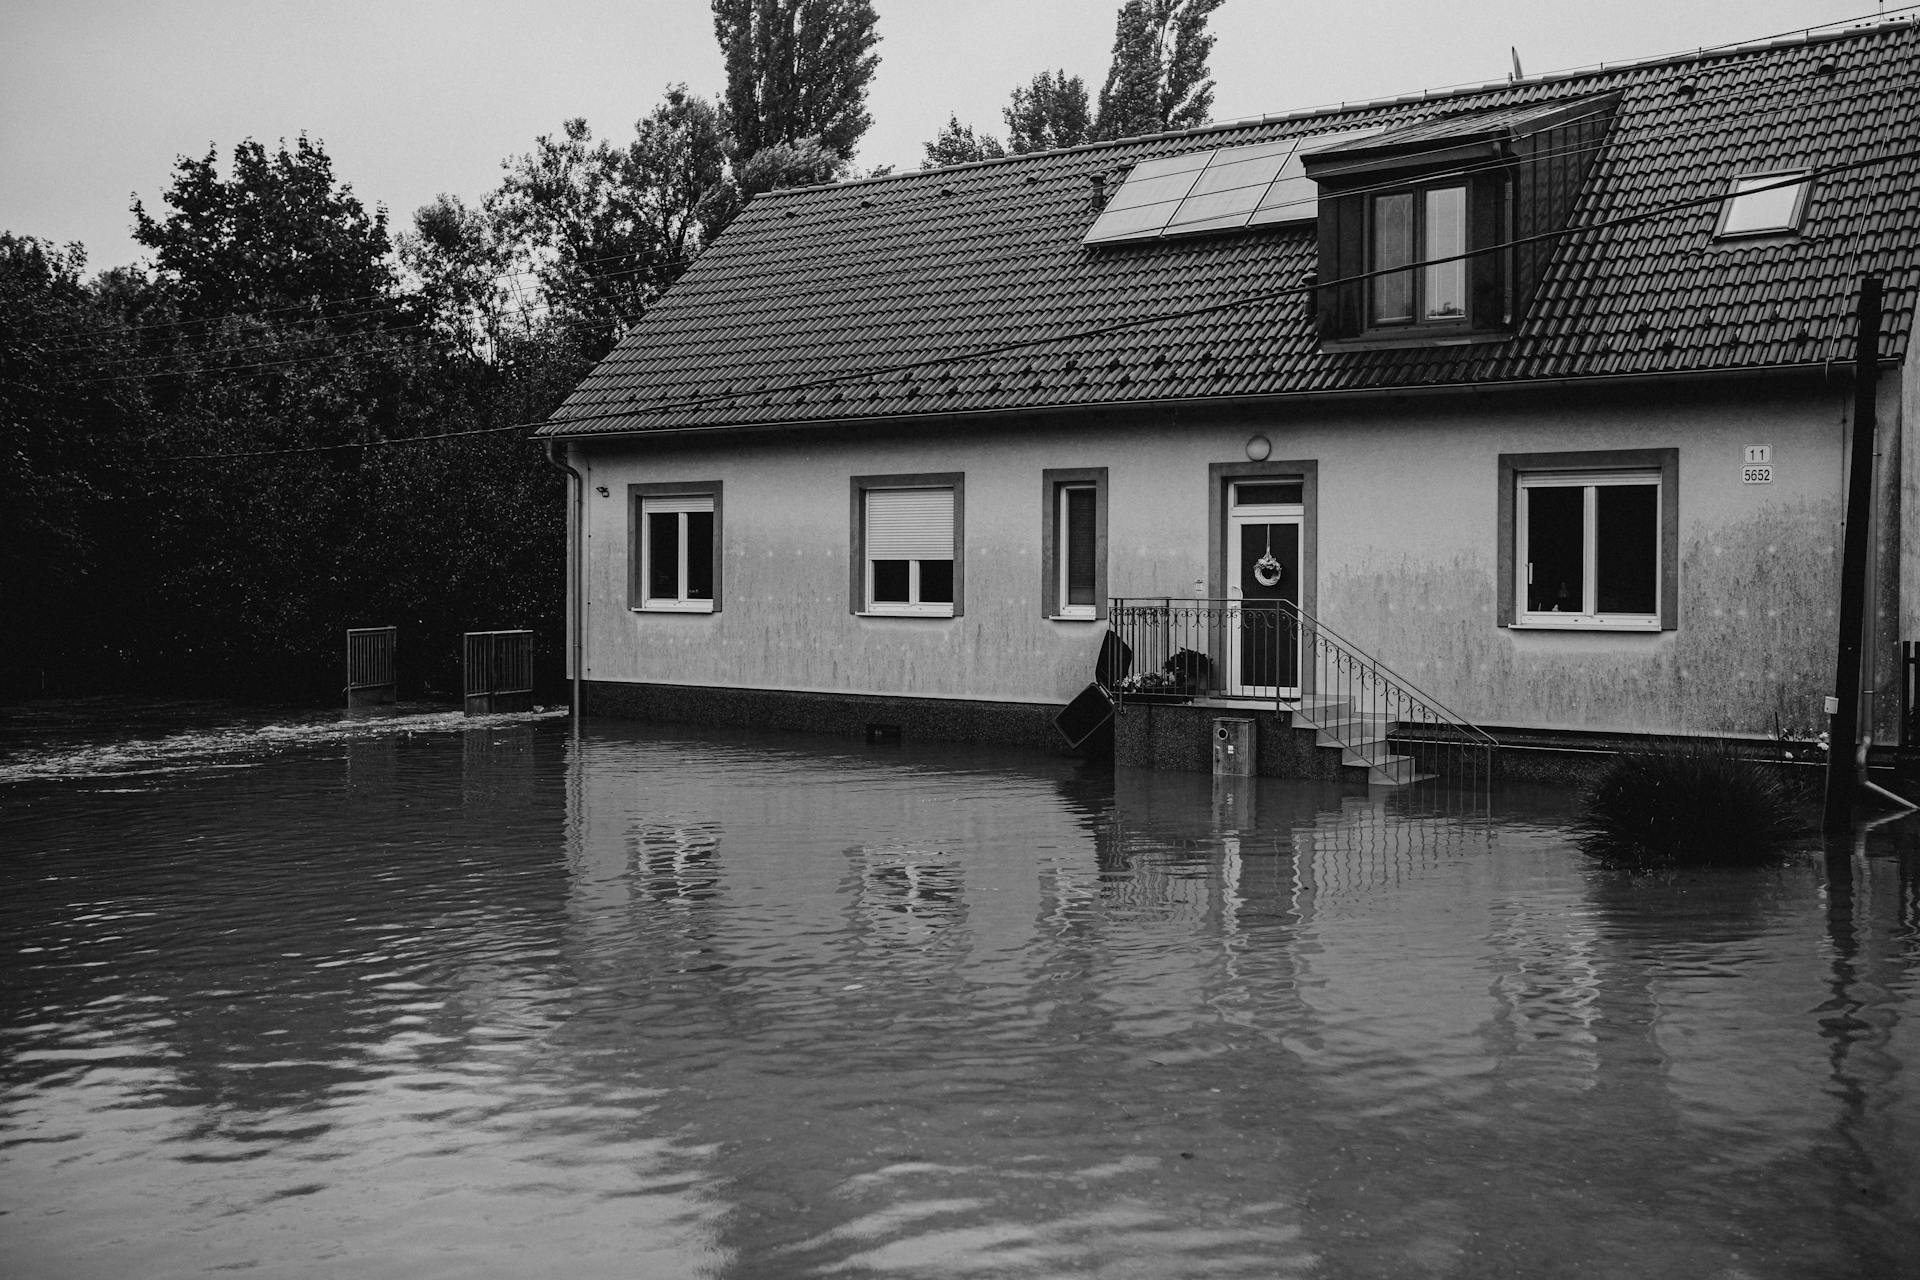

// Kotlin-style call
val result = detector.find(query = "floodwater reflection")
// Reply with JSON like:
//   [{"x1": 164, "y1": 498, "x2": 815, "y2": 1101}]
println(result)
[{"x1": 2, "y1": 713, "x2": 1918, "y2": 1277}]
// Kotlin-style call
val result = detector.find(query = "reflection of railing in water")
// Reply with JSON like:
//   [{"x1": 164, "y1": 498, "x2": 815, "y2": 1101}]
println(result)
[{"x1": 1105, "y1": 598, "x2": 1496, "y2": 794}]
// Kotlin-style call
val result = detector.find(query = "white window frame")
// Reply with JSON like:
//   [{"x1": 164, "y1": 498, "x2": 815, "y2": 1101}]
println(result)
[
  {"x1": 853, "y1": 475, "x2": 962, "y2": 619},
  {"x1": 631, "y1": 484, "x2": 720, "y2": 614},
  {"x1": 1055, "y1": 485, "x2": 1097, "y2": 619},
  {"x1": 1042, "y1": 468, "x2": 1108, "y2": 622},
  {"x1": 1514, "y1": 469, "x2": 1662, "y2": 631},
  {"x1": 1714, "y1": 170, "x2": 1812, "y2": 239}
]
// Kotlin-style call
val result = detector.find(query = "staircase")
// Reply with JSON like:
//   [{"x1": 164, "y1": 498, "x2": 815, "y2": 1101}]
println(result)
[
  {"x1": 1283, "y1": 603, "x2": 1497, "y2": 795},
  {"x1": 1290, "y1": 694, "x2": 1430, "y2": 787}
]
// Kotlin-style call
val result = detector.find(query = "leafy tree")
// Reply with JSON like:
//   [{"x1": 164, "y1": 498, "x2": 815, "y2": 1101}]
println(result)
[
  {"x1": 131, "y1": 135, "x2": 398, "y2": 329},
  {"x1": 921, "y1": 115, "x2": 1007, "y2": 169},
  {"x1": 401, "y1": 193, "x2": 511, "y2": 358},
  {"x1": 734, "y1": 136, "x2": 843, "y2": 196},
  {"x1": 712, "y1": 0, "x2": 881, "y2": 165},
  {"x1": 480, "y1": 88, "x2": 733, "y2": 353},
  {"x1": 0, "y1": 234, "x2": 154, "y2": 693},
  {"x1": 1094, "y1": 0, "x2": 1225, "y2": 141},
  {"x1": 1005, "y1": 70, "x2": 1093, "y2": 154}
]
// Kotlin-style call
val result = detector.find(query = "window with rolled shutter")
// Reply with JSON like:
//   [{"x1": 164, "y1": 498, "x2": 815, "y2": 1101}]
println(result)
[{"x1": 863, "y1": 486, "x2": 956, "y2": 615}]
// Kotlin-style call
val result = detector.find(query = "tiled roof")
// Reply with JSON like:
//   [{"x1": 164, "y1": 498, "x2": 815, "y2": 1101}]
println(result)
[{"x1": 543, "y1": 22, "x2": 1920, "y2": 438}]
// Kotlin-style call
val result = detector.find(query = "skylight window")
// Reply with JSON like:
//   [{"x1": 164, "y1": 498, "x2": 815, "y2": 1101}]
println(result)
[
  {"x1": 1715, "y1": 171, "x2": 1812, "y2": 238},
  {"x1": 1083, "y1": 128, "x2": 1382, "y2": 244}
]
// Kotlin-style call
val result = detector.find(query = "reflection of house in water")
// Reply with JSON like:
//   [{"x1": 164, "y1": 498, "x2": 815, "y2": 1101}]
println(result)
[
  {"x1": 847, "y1": 844, "x2": 966, "y2": 949},
  {"x1": 628, "y1": 822, "x2": 722, "y2": 906}
]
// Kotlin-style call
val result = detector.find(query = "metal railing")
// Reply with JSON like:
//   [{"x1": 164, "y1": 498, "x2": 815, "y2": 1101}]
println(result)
[
  {"x1": 1105, "y1": 598, "x2": 1496, "y2": 792},
  {"x1": 463, "y1": 630, "x2": 534, "y2": 715},
  {"x1": 346, "y1": 626, "x2": 396, "y2": 708}
]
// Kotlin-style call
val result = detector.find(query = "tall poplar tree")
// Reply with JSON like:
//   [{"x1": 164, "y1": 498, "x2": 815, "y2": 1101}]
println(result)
[
  {"x1": 711, "y1": 0, "x2": 881, "y2": 166},
  {"x1": 1093, "y1": 0, "x2": 1225, "y2": 141}
]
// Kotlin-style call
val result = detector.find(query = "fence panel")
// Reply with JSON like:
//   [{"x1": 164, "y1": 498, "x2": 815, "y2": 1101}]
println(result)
[
  {"x1": 463, "y1": 630, "x2": 534, "y2": 715},
  {"x1": 346, "y1": 627, "x2": 396, "y2": 708}
]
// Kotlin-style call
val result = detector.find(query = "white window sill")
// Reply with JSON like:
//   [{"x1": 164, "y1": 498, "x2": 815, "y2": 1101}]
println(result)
[
  {"x1": 1511, "y1": 617, "x2": 1661, "y2": 632},
  {"x1": 859, "y1": 607, "x2": 955, "y2": 619},
  {"x1": 635, "y1": 601, "x2": 715, "y2": 614},
  {"x1": 1049, "y1": 612, "x2": 1099, "y2": 623}
]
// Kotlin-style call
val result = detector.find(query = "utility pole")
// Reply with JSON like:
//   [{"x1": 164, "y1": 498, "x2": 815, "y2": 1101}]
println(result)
[{"x1": 1825, "y1": 274, "x2": 1882, "y2": 833}]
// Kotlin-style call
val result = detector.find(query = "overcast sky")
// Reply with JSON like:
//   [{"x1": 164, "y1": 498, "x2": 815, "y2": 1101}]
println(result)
[{"x1": 1, "y1": 0, "x2": 1895, "y2": 273}]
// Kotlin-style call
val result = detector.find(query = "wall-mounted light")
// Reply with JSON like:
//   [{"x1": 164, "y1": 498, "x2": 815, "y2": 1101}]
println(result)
[
  {"x1": 595, "y1": 485, "x2": 609, "y2": 497},
  {"x1": 1245, "y1": 435, "x2": 1271, "y2": 462}
]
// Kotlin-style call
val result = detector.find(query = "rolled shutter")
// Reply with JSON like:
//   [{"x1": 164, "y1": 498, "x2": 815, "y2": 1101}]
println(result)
[
  {"x1": 866, "y1": 488, "x2": 953, "y2": 560},
  {"x1": 643, "y1": 493, "x2": 713, "y2": 515}
]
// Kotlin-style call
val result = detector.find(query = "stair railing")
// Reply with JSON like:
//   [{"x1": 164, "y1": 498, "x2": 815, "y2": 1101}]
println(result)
[
  {"x1": 1104, "y1": 597, "x2": 1497, "y2": 793},
  {"x1": 1283, "y1": 600, "x2": 1497, "y2": 794}
]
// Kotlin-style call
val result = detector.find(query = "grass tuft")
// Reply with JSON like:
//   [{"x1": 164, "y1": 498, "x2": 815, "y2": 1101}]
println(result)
[{"x1": 1574, "y1": 739, "x2": 1808, "y2": 866}]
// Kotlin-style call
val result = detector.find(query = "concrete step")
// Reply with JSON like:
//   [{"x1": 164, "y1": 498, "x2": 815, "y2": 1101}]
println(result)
[{"x1": 1341, "y1": 752, "x2": 1427, "y2": 787}]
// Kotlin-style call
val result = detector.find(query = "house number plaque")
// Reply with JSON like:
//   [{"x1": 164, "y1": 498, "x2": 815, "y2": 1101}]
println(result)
[{"x1": 1743, "y1": 444, "x2": 1772, "y2": 484}]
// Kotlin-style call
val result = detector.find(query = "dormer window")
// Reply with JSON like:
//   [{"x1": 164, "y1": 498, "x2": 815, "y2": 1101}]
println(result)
[
  {"x1": 1371, "y1": 184, "x2": 1467, "y2": 326},
  {"x1": 1714, "y1": 171, "x2": 1811, "y2": 238},
  {"x1": 1304, "y1": 93, "x2": 1621, "y2": 347}
]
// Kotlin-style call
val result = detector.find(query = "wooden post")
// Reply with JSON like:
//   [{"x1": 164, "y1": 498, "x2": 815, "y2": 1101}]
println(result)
[{"x1": 1824, "y1": 275, "x2": 1882, "y2": 833}]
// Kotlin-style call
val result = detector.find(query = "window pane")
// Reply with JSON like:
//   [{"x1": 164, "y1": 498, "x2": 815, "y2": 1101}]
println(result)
[
  {"x1": 1371, "y1": 192, "x2": 1414, "y2": 324},
  {"x1": 1423, "y1": 186, "x2": 1466, "y2": 320},
  {"x1": 872, "y1": 560, "x2": 910, "y2": 603},
  {"x1": 1233, "y1": 482, "x2": 1302, "y2": 506},
  {"x1": 1064, "y1": 488, "x2": 1096, "y2": 606},
  {"x1": 1525, "y1": 486, "x2": 1584, "y2": 613},
  {"x1": 648, "y1": 511, "x2": 680, "y2": 599},
  {"x1": 1595, "y1": 484, "x2": 1658, "y2": 615},
  {"x1": 685, "y1": 511, "x2": 714, "y2": 601},
  {"x1": 919, "y1": 559, "x2": 955, "y2": 605},
  {"x1": 1720, "y1": 174, "x2": 1808, "y2": 236}
]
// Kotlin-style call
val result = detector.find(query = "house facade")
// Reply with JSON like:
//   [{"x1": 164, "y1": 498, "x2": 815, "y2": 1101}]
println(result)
[{"x1": 538, "y1": 24, "x2": 1920, "y2": 768}]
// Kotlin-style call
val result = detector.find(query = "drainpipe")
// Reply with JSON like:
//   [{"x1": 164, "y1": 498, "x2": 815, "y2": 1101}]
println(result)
[
  {"x1": 543, "y1": 438, "x2": 584, "y2": 729},
  {"x1": 1824, "y1": 274, "x2": 1881, "y2": 832}
]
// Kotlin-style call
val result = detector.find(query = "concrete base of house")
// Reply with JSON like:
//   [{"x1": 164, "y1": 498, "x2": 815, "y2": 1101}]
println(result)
[
  {"x1": 577, "y1": 680, "x2": 1911, "y2": 806},
  {"x1": 1112, "y1": 700, "x2": 1338, "y2": 779},
  {"x1": 581, "y1": 680, "x2": 1070, "y2": 752}
]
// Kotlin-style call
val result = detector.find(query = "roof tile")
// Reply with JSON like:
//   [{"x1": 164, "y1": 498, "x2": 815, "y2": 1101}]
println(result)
[{"x1": 546, "y1": 22, "x2": 1920, "y2": 437}]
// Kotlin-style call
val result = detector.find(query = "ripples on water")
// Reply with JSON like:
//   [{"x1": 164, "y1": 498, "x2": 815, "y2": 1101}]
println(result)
[{"x1": 2, "y1": 708, "x2": 1918, "y2": 1278}]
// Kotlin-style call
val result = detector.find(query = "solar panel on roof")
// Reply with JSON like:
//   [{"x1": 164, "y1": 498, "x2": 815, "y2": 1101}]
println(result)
[
  {"x1": 1163, "y1": 138, "x2": 1298, "y2": 235},
  {"x1": 1082, "y1": 150, "x2": 1215, "y2": 243},
  {"x1": 1085, "y1": 128, "x2": 1385, "y2": 244},
  {"x1": 1250, "y1": 128, "x2": 1387, "y2": 226}
]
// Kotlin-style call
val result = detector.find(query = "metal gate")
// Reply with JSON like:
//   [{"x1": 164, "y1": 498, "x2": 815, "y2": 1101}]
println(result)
[
  {"x1": 463, "y1": 630, "x2": 534, "y2": 715},
  {"x1": 346, "y1": 627, "x2": 396, "y2": 708}
]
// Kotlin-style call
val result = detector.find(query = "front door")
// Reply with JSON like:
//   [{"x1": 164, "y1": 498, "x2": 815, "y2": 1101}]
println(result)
[{"x1": 1226, "y1": 482, "x2": 1302, "y2": 698}]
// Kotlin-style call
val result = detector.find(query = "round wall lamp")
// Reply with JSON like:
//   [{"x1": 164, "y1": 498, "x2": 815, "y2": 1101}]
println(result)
[{"x1": 1245, "y1": 435, "x2": 1272, "y2": 462}]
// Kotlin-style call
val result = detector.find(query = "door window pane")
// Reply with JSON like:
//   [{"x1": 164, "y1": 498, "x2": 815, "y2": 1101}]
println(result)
[
  {"x1": 1423, "y1": 186, "x2": 1466, "y2": 319},
  {"x1": 647, "y1": 511, "x2": 680, "y2": 600},
  {"x1": 1063, "y1": 487, "x2": 1096, "y2": 607},
  {"x1": 685, "y1": 511, "x2": 714, "y2": 600},
  {"x1": 1594, "y1": 484, "x2": 1657, "y2": 615},
  {"x1": 872, "y1": 560, "x2": 911, "y2": 603},
  {"x1": 1371, "y1": 192, "x2": 1414, "y2": 324},
  {"x1": 919, "y1": 560, "x2": 955, "y2": 605},
  {"x1": 1525, "y1": 486, "x2": 1584, "y2": 613}
]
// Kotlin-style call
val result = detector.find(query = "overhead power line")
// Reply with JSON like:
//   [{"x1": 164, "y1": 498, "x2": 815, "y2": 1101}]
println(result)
[
  {"x1": 161, "y1": 142, "x2": 1920, "y2": 463},
  {"x1": 56, "y1": 61, "x2": 1914, "y2": 389}
]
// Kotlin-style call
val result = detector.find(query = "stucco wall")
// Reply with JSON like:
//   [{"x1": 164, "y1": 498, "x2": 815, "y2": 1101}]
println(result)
[{"x1": 566, "y1": 373, "x2": 1902, "y2": 739}]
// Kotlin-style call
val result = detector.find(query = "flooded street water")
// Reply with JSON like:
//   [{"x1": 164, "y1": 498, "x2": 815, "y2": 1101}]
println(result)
[{"x1": 3, "y1": 710, "x2": 1919, "y2": 1279}]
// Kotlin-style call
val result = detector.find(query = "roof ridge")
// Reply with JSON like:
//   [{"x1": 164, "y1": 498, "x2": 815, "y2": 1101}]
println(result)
[{"x1": 761, "y1": 14, "x2": 1919, "y2": 199}]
